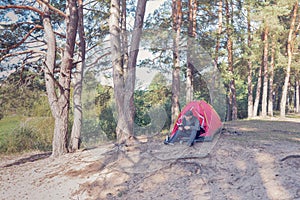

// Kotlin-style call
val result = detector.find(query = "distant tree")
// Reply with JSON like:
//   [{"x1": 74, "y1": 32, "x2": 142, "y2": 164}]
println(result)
[
  {"x1": 211, "y1": 0, "x2": 223, "y2": 107},
  {"x1": 261, "y1": 24, "x2": 269, "y2": 118},
  {"x1": 268, "y1": 34, "x2": 276, "y2": 116},
  {"x1": 246, "y1": 4, "x2": 254, "y2": 118},
  {"x1": 225, "y1": 0, "x2": 237, "y2": 120}
]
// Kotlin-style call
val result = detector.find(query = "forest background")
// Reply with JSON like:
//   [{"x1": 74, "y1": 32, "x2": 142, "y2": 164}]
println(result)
[{"x1": 0, "y1": 0, "x2": 299, "y2": 157}]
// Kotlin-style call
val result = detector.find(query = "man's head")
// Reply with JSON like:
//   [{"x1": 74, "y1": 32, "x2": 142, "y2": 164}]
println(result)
[{"x1": 184, "y1": 110, "x2": 193, "y2": 119}]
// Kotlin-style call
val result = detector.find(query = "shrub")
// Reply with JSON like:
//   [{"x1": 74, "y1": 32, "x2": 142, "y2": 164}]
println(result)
[{"x1": 0, "y1": 117, "x2": 53, "y2": 154}]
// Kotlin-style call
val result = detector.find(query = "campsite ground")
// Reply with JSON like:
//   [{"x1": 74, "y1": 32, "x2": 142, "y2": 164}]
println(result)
[{"x1": 0, "y1": 117, "x2": 300, "y2": 200}]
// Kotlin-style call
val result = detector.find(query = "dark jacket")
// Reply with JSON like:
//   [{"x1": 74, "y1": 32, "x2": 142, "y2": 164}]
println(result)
[{"x1": 182, "y1": 116, "x2": 200, "y2": 131}]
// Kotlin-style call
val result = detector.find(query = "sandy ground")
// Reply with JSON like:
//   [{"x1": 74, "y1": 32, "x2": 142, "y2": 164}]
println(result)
[{"x1": 0, "y1": 119, "x2": 300, "y2": 200}]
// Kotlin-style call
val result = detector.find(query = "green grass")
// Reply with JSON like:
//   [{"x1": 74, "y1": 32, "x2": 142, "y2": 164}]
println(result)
[
  {"x1": 0, "y1": 116, "x2": 24, "y2": 139},
  {"x1": 0, "y1": 116, "x2": 54, "y2": 154}
]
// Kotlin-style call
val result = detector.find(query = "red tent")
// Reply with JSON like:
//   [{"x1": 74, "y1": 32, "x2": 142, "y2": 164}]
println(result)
[{"x1": 171, "y1": 100, "x2": 223, "y2": 141}]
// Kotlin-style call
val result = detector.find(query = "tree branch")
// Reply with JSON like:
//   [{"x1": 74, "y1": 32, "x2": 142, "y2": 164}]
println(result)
[
  {"x1": 36, "y1": 0, "x2": 66, "y2": 18},
  {"x1": 0, "y1": 25, "x2": 43, "y2": 53},
  {"x1": 0, "y1": 5, "x2": 44, "y2": 16},
  {"x1": 0, "y1": 50, "x2": 45, "y2": 62}
]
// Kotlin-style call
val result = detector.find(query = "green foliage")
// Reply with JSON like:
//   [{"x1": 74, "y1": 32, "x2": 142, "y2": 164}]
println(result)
[
  {"x1": 0, "y1": 125, "x2": 37, "y2": 153},
  {"x1": 81, "y1": 118, "x2": 105, "y2": 146},
  {"x1": 0, "y1": 69, "x2": 48, "y2": 117},
  {"x1": 99, "y1": 106, "x2": 117, "y2": 140},
  {"x1": 0, "y1": 117, "x2": 53, "y2": 154},
  {"x1": 81, "y1": 79, "x2": 117, "y2": 144},
  {"x1": 0, "y1": 116, "x2": 23, "y2": 138},
  {"x1": 135, "y1": 73, "x2": 171, "y2": 133}
]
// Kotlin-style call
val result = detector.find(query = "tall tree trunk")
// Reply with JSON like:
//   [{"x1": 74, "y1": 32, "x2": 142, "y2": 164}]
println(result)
[
  {"x1": 110, "y1": 0, "x2": 127, "y2": 142},
  {"x1": 69, "y1": 0, "x2": 85, "y2": 152},
  {"x1": 42, "y1": 0, "x2": 78, "y2": 157},
  {"x1": 53, "y1": 0, "x2": 78, "y2": 157},
  {"x1": 125, "y1": 0, "x2": 147, "y2": 142},
  {"x1": 171, "y1": 0, "x2": 182, "y2": 126},
  {"x1": 261, "y1": 25, "x2": 269, "y2": 118},
  {"x1": 42, "y1": 0, "x2": 59, "y2": 155},
  {"x1": 110, "y1": 0, "x2": 146, "y2": 143},
  {"x1": 280, "y1": 2, "x2": 298, "y2": 118},
  {"x1": 247, "y1": 6, "x2": 253, "y2": 118},
  {"x1": 225, "y1": 0, "x2": 237, "y2": 120},
  {"x1": 268, "y1": 34, "x2": 275, "y2": 116},
  {"x1": 186, "y1": 0, "x2": 197, "y2": 103},
  {"x1": 211, "y1": 0, "x2": 223, "y2": 106}
]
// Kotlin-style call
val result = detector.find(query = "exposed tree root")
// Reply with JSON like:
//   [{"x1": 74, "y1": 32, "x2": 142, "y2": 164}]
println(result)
[{"x1": 280, "y1": 154, "x2": 300, "y2": 162}]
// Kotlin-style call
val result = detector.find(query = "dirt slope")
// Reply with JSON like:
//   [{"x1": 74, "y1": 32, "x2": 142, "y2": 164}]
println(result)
[{"x1": 1, "y1": 119, "x2": 300, "y2": 200}]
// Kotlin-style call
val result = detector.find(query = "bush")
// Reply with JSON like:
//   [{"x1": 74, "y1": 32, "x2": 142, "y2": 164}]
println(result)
[
  {"x1": 99, "y1": 106, "x2": 117, "y2": 140},
  {"x1": 81, "y1": 118, "x2": 108, "y2": 147},
  {"x1": 0, "y1": 125, "x2": 37, "y2": 153},
  {"x1": 0, "y1": 117, "x2": 53, "y2": 154}
]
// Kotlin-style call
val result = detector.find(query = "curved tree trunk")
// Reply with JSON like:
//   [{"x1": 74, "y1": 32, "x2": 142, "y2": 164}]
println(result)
[{"x1": 280, "y1": 2, "x2": 298, "y2": 118}]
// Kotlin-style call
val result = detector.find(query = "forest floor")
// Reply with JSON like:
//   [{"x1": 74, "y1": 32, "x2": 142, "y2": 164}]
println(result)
[{"x1": 0, "y1": 117, "x2": 300, "y2": 200}]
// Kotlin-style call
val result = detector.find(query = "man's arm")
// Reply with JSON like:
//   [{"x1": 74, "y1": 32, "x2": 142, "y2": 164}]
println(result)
[{"x1": 189, "y1": 117, "x2": 200, "y2": 130}]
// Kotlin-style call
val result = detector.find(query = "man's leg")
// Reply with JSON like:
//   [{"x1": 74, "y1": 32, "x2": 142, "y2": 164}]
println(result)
[
  {"x1": 168, "y1": 130, "x2": 184, "y2": 144},
  {"x1": 187, "y1": 130, "x2": 197, "y2": 146}
]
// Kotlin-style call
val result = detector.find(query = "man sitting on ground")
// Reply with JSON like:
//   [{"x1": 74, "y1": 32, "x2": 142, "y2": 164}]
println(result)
[{"x1": 166, "y1": 110, "x2": 200, "y2": 146}]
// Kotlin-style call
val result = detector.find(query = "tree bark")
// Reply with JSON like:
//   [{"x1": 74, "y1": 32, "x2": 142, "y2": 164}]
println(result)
[
  {"x1": 53, "y1": 0, "x2": 78, "y2": 157},
  {"x1": 280, "y1": 2, "x2": 298, "y2": 117},
  {"x1": 247, "y1": 6, "x2": 253, "y2": 118},
  {"x1": 261, "y1": 25, "x2": 269, "y2": 118},
  {"x1": 268, "y1": 34, "x2": 275, "y2": 116},
  {"x1": 109, "y1": 0, "x2": 127, "y2": 142},
  {"x1": 186, "y1": 0, "x2": 197, "y2": 103},
  {"x1": 253, "y1": 65, "x2": 262, "y2": 117},
  {"x1": 125, "y1": 0, "x2": 147, "y2": 141},
  {"x1": 171, "y1": 0, "x2": 182, "y2": 126},
  {"x1": 211, "y1": 0, "x2": 223, "y2": 106},
  {"x1": 225, "y1": 0, "x2": 237, "y2": 120},
  {"x1": 121, "y1": 0, "x2": 128, "y2": 78},
  {"x1": 69, "y1": 0, "x2": 85, "y2": 152}
]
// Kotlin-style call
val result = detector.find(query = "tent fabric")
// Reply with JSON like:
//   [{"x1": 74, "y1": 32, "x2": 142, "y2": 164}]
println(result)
[{"x1": 171, "y1": 100, "x2": 223, "y2": 141}]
